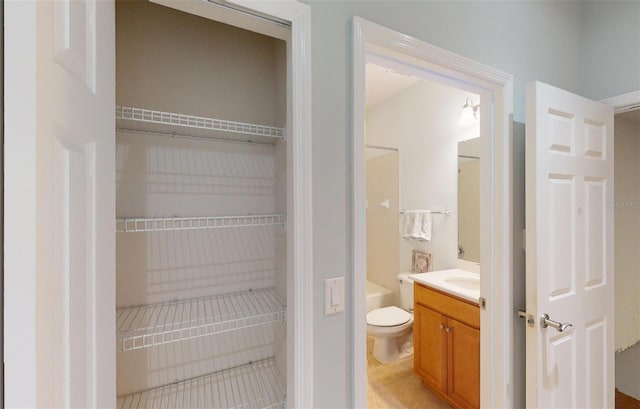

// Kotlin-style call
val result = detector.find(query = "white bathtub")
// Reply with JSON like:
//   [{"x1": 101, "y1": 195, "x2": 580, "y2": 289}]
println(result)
[{"x1": 366, "y1": 280, "x2": 394, "y2": 313}]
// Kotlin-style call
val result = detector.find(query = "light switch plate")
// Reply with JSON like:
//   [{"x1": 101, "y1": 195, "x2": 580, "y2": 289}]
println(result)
[{"x1": 325, "y1": 277, "x2": 345, "y2": 315}]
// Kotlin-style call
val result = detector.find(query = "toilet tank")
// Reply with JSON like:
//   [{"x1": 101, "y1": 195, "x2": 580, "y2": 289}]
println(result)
[{"x1": 397, "y1": 273, "x2": 415, "y2": 310}]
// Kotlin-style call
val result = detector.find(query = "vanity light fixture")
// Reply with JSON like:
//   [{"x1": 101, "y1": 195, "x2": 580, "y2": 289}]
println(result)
[{"x1": 459, "y1": 97, "x2": 480, "y2": 124}]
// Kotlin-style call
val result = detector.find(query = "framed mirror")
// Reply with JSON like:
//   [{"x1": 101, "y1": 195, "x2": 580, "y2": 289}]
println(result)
[{"x1": 458, "y1": 138, "x2": 480, "y2": 263}]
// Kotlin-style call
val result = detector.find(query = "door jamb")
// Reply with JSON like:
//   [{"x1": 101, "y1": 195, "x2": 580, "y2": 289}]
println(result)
[{"x1": 351, "y1": 17, "x2": 514, "y2": 408}]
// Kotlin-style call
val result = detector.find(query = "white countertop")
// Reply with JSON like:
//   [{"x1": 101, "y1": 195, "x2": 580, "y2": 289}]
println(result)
[{"x1": 411, "y1": 269, "x2": 481, "y2": 305}]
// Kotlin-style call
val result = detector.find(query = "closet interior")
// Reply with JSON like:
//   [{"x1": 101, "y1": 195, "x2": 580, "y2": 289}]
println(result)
[{"x1": 114, "y1": 1, "x2": 289, "y2": 407}]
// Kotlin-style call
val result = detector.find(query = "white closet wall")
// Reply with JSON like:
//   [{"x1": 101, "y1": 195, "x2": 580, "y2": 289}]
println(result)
[
  {"x1": 115, "y1": 1, "x2": 287, "y2": 404},
  {"x1": 116, "y1": 1, "x2": 285, "y2": 127}
]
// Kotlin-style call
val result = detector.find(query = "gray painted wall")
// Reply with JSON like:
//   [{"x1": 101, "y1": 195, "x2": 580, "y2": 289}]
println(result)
[
  {"x1": 302, "y1": 1, "x2": 640, "y2": 407},
  {"x1": 580, "y1": 1, "x2": 640, "y2": 100}
]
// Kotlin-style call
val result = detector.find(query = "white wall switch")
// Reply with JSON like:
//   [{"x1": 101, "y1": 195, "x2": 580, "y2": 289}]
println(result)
[{"x1": 325, "y1": 277, "x2": 345, "y2": 315}]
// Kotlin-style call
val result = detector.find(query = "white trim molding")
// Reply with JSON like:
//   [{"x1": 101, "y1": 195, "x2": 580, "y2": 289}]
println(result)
[
  {"x1": 600, "y1": 90, "x2": 640, "y2": 113},
  {"x1": 352, "y1": 16, "x2": 514, "y2": 409},
  {"x1": 4, "y1": 1, "x2": 38, "y2": 406}
]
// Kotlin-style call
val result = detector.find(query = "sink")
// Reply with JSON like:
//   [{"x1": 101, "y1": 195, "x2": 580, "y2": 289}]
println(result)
[
  {"x1": 411, "y1": 269, "x2": 481, "y2": 304},
  {"x1": 443, "y1": 276, "x2": 480, "y2": 291}
]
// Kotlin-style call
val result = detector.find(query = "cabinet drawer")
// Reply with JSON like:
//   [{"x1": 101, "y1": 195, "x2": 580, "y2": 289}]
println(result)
[{"x1": 415, "y1": 283, "x2": 479, "y2": 329}]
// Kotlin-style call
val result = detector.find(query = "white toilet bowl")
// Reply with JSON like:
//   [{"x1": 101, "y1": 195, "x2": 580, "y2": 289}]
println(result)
[
  {"x1": 367, "y1": 306, "x2": 414, "y2": 363},
  {"x1": 366, "y1": 273, "x2": 416, "y2": 364}
]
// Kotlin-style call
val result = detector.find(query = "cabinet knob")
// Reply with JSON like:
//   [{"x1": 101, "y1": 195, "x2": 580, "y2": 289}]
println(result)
[
  {"x1": 439, "y1": 324, "x2": 444, "y2": 330},
  {"x1": 445, "y1": 327, "x2": 451, "y2": 333}
]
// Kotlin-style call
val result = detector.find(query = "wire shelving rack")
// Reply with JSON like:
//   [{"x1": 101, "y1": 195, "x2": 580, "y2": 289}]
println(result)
[
  {"x1": 117, "y1": 358, "x2": 285, "y2": 409},
  {"x1": 116, "y1": 214, "x2": 286, "y2": 233},
  {"x1": 117, "y1": 288, "x2": 286, "y2": 352},
  {"x1": 116, "y1": 106, "x2": 285, "y2": 145}
]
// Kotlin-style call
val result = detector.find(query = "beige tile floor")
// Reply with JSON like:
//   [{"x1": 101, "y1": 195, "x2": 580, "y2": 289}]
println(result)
[{"x1": 367, "y1": 337, "x2": 450, "y2": 409}]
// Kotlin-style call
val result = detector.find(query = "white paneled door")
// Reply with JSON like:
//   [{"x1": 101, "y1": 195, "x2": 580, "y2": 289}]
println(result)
[
  {"x1": 5, "y1": 0, "x2": 115, "y2": 407},
  {"x1": 40, "y1": 1, "x2": 115, "y2": 406},
  {"x1": 525, "y1": 81, "x2": 614, "y2": 408}
]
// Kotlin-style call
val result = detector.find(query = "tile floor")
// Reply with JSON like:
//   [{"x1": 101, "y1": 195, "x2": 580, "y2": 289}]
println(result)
[
  {"x1": 367, "y1": 337, "x2": 450, "y2": 409},
  {"x1": 368, "y1": 337, "x2": 640, "y2": 408}
]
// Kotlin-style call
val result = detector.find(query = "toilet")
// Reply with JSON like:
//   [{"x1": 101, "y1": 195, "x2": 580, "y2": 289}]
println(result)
[{"x1": 366, "y1": 273, "x2": 415, "y2": 364}]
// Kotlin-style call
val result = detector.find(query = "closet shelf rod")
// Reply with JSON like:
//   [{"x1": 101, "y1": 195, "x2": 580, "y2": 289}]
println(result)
[{"x1": 400, "y1": 209, "x2": 452, "y2": 216}]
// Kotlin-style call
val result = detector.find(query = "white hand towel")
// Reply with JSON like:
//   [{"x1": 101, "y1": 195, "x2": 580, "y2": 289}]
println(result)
[{"x1": 402, "y1": 210, "x2": 432, "y2": 241}]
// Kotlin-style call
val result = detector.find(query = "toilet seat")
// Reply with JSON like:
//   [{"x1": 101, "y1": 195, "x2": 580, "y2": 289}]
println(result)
[{"x1": 367, "y1": 306, "x2": 412, "y2": 327}]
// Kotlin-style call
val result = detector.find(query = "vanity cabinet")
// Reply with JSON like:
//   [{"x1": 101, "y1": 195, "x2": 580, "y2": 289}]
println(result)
[{"x1": 414, "y1": 282, "x2": 480, "y2": 409}]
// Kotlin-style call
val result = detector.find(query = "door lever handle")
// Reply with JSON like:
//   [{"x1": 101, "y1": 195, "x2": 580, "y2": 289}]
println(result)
[{"x1": 540, "y1": 313, "x2": 573, "y2": 332}]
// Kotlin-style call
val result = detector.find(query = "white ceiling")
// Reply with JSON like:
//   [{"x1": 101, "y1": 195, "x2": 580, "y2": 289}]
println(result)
[
  {"x1": 365, "y1": 62, "x2": 481, "y2": 158},
  {"x1": 368, "y1": 63, "x2": 640, "y2": 126},
  {"x1": 366, "y1": 64, "x2": 421, "y2": 109}
]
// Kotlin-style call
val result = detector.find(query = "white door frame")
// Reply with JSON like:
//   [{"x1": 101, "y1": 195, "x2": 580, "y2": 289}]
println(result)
[
  {"x1": 352, "y1": 17, "x2": 514, "y2": 408},
  {"x1": 4, "y1": 2, "x2": 38, "y2": 405},
  {"x1": 3, "y1": 1, "x2": 313, "y2": 407}
]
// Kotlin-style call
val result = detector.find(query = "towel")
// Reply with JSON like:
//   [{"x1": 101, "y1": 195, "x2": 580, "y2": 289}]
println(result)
[{"x1": 402, "y1": 210, "x2": 432, "y2": 241}]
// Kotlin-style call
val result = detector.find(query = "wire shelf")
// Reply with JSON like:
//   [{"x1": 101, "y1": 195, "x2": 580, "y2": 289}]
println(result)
[
  {"x1": 116, "y1": 106, "x2": 285, "y2": 144},
  {"x1": 117, "y1": 288, "x2": 286, "y2": 352},
  {"x1": 116, "y1": 214, "x2": 286, "y2": 233},
  {"x1": 117, "y1": 358, "x2": 285, "y2": 409}
]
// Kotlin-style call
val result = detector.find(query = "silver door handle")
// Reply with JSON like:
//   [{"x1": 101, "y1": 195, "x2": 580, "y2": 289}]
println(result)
[{"x1": 540, "y1": 313, "x2": 573, "y2": 332}]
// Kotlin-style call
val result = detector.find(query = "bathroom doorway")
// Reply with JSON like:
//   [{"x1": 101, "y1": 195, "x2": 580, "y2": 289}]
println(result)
[
  {"x1": 363, "y1": 60, "x2": 483, "y2": 407},
  {"x1": 352, "y1": 17, "x2": 514, "y2": 409}
]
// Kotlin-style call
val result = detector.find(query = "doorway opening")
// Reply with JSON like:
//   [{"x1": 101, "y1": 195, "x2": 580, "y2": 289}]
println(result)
[
  {"x1": 352, "y1": 17, "x2": 514, "y2": 408},
  {"x1": 612, "y1": 105, "x2": 640, "y2": 404},
  {"x1": 363, "y1": 59, "x2": 482, "y2": 408},
  {"x1": 2, "y1": 1, "x2": 312, "y2": 407},
  {"x1": 113, "y1": 1, "x2": 313, "y2": 407}
]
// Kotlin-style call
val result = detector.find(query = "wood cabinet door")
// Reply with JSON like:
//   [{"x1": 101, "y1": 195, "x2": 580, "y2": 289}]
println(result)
[
  {"x1": 414, "y1": 304, "x2": 447, "y2": 393},
  {"x1": 447, "y1": 318, "x2": 480, "y2": 409}
]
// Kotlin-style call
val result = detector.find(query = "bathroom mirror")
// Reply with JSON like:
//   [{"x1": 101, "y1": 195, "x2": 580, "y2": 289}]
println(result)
[{"x1": 458, "y1": 138, "x2": 480, "y2": 263}]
